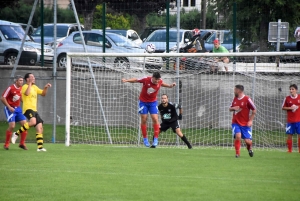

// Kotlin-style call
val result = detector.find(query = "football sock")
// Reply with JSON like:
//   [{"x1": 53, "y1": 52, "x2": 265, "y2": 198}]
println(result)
[
  {"x1": 16, "y1": 122, "x2": 30, "y2": 135},
  {"x1": 5, "y1": 130, "x2": 12, "y2": 146},
  {"x1": 287, "y1": 139, "x2": 292, "y2": 152},
  {"x1": 153, "y1": 124, "x2": 160, "y2": 138},
  {"x1": 181, "y1": 135, "x2": 192, "y2": 148},
  {"x1": 246, "y1": 141, "x2": 252, "y2": 150},
  {"x1": 20, "y1": 131, "x2": 28, "y2": 145},
  {"x1": 234, "y1": 140, "x2": 241, "y2": 155},
  {"x1": 36, "y1": 133, "x2": 44, "y2": 149},
  {"x1": 141, "y1": 125, "x2": 147, "y2": 138}
]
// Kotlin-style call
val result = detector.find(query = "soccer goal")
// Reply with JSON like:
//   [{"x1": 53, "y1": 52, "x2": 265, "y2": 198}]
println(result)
[{"x1": 65, "y1": 51, "x2": 300, "y2": 149}]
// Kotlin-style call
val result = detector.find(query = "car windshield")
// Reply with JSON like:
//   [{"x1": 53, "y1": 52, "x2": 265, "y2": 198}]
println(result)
[
  {"x1": 206, "y1": 31, "x2": 240, "y2": 44},
  {"x1": 145, "y1": 31, "x2": 183, "y2": 42},
  {"x1": 32, "y1": 25, "x2": 69, "y2": 37},
  {"x1": 0, "y1": 25, "x2": 27, "y2": 40},
  {"x1": 106, "y1": 30, "x2": 127, "y2": 37},
  {"x1": 107, "y1": 33, "x2": 139, "y2": 48}
]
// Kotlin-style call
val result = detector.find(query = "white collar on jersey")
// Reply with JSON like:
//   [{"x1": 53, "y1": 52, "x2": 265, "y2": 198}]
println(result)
[
  {"x1": 13, "y1": 84, "x2": 20, "y2": 89},
  {"x1": 238, "y1": 95, "x2": 245, "y2": 100},
  {"x1": 290, "y1": 94, "x2": 298, "y2": 99}
]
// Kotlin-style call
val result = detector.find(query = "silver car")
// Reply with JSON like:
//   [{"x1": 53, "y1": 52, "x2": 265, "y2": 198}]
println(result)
[
  {"x1": 0, "y1": 20, "x2": 53, "y2": 65},
  {"x1": 56, "y1": 30, "x2": 163, "y2": 69},
  {"x1": 141, "y1": 29, "x2": 193, "y2": 53}
]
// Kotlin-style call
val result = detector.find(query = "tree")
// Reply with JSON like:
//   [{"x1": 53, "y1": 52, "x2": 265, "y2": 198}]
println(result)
[
  {"x1": 72, "y1": 0, "x2": 103, "y2": 30},
  {"x1": 107, "y1": 0, "x2": 167, "y2": 31},
  {"x1": 214, "y1": 0, "x2": 300, "y2": 51}
]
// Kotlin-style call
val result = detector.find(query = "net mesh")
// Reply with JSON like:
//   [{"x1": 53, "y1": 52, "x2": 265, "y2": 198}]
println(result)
[{"x1": 68, "y1": 53, "x2": 300, "y2": 149}]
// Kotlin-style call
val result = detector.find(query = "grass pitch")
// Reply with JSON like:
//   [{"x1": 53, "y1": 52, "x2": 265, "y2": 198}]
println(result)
[{"x1": 0, "y1": 144, "x2": 299, "y2": 201}]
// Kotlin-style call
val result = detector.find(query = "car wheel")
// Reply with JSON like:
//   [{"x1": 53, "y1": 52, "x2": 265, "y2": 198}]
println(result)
[
  {"x1": 5, "y1": 53, "x2": 17, "y2": 65},
  {"x1": 28, "y1": 58, "x2": 36, "y2": 66},
  {"x1": 57, "y1": 54, "x2": 67, "y2": 68},
  {"x1": 114, "y1": 57, "x2": 130, "y2": 69}
]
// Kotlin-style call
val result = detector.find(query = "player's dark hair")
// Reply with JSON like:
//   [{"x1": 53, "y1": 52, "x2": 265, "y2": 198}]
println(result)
[
  {"x1": 235, "y1": 85, "x2": 244, "y2": 91},
  {"x1": 162, "y1": 94, "x2": 168, "y2": 98},
  {"x1": 24, "y1": 73, "x2": 32, "y2": 81},
  {"x1": 152, "y1": 72, "x2": 161, "y2": 79},
  {"x1": 290, "y1": 84, "x2": 298, "y2": 90}
]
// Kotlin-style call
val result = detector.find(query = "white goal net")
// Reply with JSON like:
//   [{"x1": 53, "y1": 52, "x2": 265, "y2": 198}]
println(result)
[{"x1": 65, "y1": 52, "x2": 300, "y2": 150}]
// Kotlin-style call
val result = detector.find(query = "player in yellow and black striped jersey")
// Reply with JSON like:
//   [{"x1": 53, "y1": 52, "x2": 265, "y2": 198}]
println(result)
[{"x1": 13, "y1": 73, "x2": 51, "y2": 152}]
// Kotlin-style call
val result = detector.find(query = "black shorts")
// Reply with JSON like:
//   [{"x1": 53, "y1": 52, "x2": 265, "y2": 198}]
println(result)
[
  {"x1": 24, "y1": 109, "x2": 44, "y2": 126},
  {"x1": 160, "y1": 121, "x2": 180, "y2": 133}
]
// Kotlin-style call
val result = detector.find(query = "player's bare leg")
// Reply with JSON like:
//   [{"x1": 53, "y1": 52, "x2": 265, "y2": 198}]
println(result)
[
  {"x1": 4, "y1": 122, "x2": 15, "y2": 150},
  {"x1": 287, "y1": 134, "x2": 293, "y2": 153},
  {"x1": 175, "y1": 128, "x2": 192, "y2": 149},
  {"x1": 140, "y1": 114, "x2": 150, "y2": 147},
  {"x1": 222, "y1": 57, "x2": 229, "y2": 72},
  {"x1": 150, "y1": 114, "x2": 160, "y2": 147},
  {"x1": 234, "y1": 133, "x2": 242, "y2": 158},
  {"x1": 245, "y1": 139, "x2": 254, "y2": 157}
]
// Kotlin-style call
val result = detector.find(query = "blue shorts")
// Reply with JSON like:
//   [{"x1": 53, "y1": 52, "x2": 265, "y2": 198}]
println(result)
[
  {"x1": 4, "y1": 106, "x2": 26, "y2": 123},
  {"x1": 286, "y1": 122, "x2": 300, "y2": 135},
  {"x1": 232, "y1": 123, "x2": 252, "y2": 140},
  {"x1": 138, "y1": 100, "x2": 158, "y2": 115}
]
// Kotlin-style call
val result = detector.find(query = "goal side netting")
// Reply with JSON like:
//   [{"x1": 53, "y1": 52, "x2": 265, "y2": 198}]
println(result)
[{"x1": 65, "y1": 52, "x2": 300, "y2": 150}]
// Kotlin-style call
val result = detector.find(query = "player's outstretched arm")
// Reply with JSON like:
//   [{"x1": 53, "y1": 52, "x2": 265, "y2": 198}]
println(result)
[
  {"x1": 122, "y1": 78, "x2": 138, "y2": 83},
  {"x1": 162, "y1": 82, "x2": 176, "y2": 88},
  {"x1": 42, "y1": 83, "x2": 52, "y2": 96}
]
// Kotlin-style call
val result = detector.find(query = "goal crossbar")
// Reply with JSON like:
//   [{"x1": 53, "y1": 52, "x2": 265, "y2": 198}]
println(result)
[{"x1": 67, "y1": 52, "x2": 300, "y2": 58}]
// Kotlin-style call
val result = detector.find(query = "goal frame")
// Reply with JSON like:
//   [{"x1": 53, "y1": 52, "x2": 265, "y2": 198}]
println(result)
[{"x1": 65, "y1": 51, "x2": 300, "y2": 147}]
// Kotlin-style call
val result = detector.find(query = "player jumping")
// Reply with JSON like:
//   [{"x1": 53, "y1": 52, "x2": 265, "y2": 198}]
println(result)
[
  {"x1": 153, "y1": 94, "x2": 192, "y2": 149},
  {"x1": 122, "y1": 72, "x2": 176, "y2": 147},
  {"x1": 12, "y1": 73, "x2": 51, "y2": 152},
  {"x1": 1, "y1": 75, "x2": 28, "y2": 150},
  {"x1": 229, "y1": 85, "x2": 257, "y2": 158},
  {"x1": 282, "y1": 84, "x2": 300, "y2": 153}
]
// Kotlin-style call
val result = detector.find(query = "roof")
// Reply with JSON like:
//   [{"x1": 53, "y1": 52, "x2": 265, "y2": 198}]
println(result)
[{"x1": 0, "y1": 20, "x2": 21, "y2": 26}]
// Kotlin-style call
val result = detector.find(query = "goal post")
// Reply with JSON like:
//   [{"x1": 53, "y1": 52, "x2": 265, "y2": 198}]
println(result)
[{"x1": 65, "y1": 51, "x2": 300, "y2": 149}]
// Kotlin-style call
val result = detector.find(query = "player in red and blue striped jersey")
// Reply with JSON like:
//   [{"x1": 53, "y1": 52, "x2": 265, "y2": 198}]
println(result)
[
  {"x1": 122, "y1": 72, "x2": 176, "y2": 147},
  {"x1": 1, "y1": 75, "x2": 28, "y2": 150},
  {"x1": 229, "y1": 85, "x2": 257, "y2": 158},
  {"x1": 282, "y1": 84, "x2": 300, "y2": 153}
]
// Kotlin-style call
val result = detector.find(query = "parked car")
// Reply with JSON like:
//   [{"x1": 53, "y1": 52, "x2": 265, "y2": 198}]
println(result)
[
  {"x1": 31, "y1": 23, "x2": 84, "y2": 46},
  {"x1": 0, "y1": 20, "x2": 53, "y2": 65},
  {"x1": 141, "y1": 29, "x2": 193, "y2": 53},
  {"x1": 18, "y1": 23, "x2": 35, "y2": 35},
  {"x1": 140, "y1": 26, "x2": 166, "y2": 41},
  {"x1": 205, "y1": 30, "x2": 241, "y2": 52},
  {"x1": 105, "y1": 29, "x2": 142, "y2": 46},
  {"x1": 56, "y1": 30, "x2": 163, "y2": 69}
]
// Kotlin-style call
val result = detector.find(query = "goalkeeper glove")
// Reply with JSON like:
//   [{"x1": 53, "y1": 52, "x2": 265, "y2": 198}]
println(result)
[{"x1": 178, "y1": 114, "x2": 182, "y2": 120}]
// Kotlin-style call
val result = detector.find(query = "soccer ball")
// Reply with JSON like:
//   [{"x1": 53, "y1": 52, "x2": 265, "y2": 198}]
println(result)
[{"x1": 146, "y1": 43, "x2": 156, "y2": 53}]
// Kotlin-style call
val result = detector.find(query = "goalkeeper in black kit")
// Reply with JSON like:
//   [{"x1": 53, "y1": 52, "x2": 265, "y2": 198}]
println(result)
[{"x1": 151, "y1": 94, "x2": 192, "y2": 149}]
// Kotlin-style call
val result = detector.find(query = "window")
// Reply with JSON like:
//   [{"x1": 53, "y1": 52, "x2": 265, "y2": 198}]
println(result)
[
  {"x1": 191, "y1": 0, "x2": 196, "y2": 7},
  {"x1": 86, "y1": 33, "x2": 103, "y2": 47},
  {"x1": 183, "y1": 0, "x2": 188, "y2": 7},
  {"x1": 184, "y1": 31, "x2": 192, "y2": 42},
  {"x1": 129, "y1": 32, "x2": 139, "y2": 41},
  {"x1": 73, "y1": 33, "x2": 85, "y2": 44}
]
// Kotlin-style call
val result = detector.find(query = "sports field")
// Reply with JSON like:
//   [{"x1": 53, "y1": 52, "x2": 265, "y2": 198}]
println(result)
[{"x1": 1, "y1": 141, "x2": 299, "y2": 201}]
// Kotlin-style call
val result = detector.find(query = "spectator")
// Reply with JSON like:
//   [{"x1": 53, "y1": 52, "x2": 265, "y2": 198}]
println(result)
[
  {"x1": 294, "y1": 26, "x2": 300, "y2": 51},
  {"x1": 183, "y1": 28, "x2": 207, "y2": 53},
  {"x1": 212, "y1": 39, "x2": 230, "y2": 71}
]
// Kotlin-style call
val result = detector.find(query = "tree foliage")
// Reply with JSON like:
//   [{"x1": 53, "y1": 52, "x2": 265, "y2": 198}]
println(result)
[
  {"x1": 0, "y1": 1, "x2": 75, "y2": 27},
  {"x1": 214, "y1": 0, "x2": 300, "y2": 51},
  {"x1": 92, "y1": 5, "x2": 131, "y2": 29}
]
